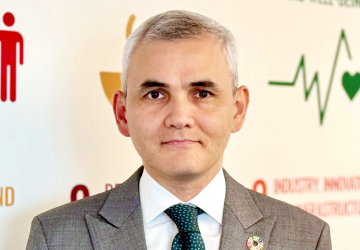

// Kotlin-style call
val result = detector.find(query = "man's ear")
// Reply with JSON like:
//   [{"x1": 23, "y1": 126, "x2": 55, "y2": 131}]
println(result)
[
  {"x1": 232, "y1": 85, "x2": 250, "y2": 133},
  {"x1": 113, "y1": 90, "x2": 130, "y2": 137}
]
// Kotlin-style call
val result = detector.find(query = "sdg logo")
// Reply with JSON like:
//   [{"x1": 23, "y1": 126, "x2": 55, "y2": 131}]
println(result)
[{"x1": 269, "y1": 30, "x2": 358, "y2": 125}]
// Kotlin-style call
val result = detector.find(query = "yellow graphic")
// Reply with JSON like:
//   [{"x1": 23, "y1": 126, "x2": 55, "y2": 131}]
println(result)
[
  {"x1": 100, "y1": 15, "x2": 135, "y2": 104},
  {"x1": 126, "y1": 15, "x2": 136, "y2": 39},
  {"x1": 100, "y1": 72, "x2": 122, "y2": 103}
]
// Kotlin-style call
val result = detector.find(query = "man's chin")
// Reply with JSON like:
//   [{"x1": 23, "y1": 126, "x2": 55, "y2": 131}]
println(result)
[
  {"x1": 161, "y1": 163, "x2": 210, "y2": 181},
  {"x1": 143, "y1": 153, "x2": 221, "y2": 182},
  {"x1": 170, "y1": 168, "x2": 201, "y2": 179}
]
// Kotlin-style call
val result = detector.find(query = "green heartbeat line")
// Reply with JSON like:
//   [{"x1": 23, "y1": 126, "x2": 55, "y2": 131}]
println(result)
[{"x1": 269, "y1": 30, "x2": 352, "y2": 125}]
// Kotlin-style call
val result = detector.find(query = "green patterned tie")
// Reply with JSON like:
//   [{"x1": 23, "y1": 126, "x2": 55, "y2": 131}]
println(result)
[{"x1": 164, "y1": 204, "x2": 206, "y2": 250}]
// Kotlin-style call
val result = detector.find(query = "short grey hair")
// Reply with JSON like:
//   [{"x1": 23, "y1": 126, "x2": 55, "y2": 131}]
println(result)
[{"x1": 122, "y1": 10, "x2": 238, "y2": 96}]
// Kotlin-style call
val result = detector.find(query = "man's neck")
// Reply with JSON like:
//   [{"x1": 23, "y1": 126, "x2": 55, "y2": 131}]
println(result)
[{"x1": 143, "y1": 162, "x2": 223, "y2": 202}]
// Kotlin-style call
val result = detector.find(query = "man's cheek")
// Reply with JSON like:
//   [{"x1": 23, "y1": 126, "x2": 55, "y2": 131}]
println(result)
[
  {"x1": 141, "y1": 117, "x2": 162, "y2": 137},
  {"x1": 196, "y1": 117, "x2": 220, "y2": 142},
  {"x1": 198, "y1": 110, "x2": 227, "y2": 129}
]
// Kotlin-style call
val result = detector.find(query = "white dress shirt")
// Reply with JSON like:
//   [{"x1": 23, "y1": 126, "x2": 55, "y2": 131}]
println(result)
[{"x1": 139, "y1": 168, "x2": 226, "y2": 250}]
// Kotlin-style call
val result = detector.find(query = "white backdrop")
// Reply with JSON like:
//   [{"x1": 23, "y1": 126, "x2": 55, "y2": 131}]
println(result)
[{"x1": 1, "y1": 0, "x2": 359, "y2": 249}]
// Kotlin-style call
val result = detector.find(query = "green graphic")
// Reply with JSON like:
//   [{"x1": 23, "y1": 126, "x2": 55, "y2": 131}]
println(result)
[
  {"x1": 269, "y1": 30, "x2": 358, "y2": 125},
  {"x1": 342, "y1": 72, "x2": 360, "y2": 100}
]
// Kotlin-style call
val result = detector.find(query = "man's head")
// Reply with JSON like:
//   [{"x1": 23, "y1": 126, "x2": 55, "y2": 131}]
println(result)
[
  {"x1": 113, "y1": 10, "x2": 249, "y2": 195},
  {"x1": 121, "y1": 10, "x2": 239, "y2": 96}
]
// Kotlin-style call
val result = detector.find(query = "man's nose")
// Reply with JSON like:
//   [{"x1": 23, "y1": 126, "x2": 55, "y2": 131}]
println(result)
[{"x1": 164, "y1": 96, "x2": 195, "y2": 129}]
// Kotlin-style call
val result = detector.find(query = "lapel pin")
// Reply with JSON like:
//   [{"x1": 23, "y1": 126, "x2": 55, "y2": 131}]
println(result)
[{"x1": 246, "y1": 235, "x2": 264, "y2": 250}]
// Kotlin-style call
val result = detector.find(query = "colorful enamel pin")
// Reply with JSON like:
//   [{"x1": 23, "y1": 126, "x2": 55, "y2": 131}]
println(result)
[{"x1": 246, "y1": 235, "x2": 264, "y2": 250}]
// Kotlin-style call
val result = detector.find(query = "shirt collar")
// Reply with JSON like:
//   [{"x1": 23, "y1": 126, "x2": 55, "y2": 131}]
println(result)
[{"x1": 139, "y1": 168, "x2": 226, "y2": 226}]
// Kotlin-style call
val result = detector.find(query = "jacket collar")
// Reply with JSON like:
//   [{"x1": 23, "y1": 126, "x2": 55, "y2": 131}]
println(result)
[
  {"x1": 98, "y1": 167, "x2": 143, "y2": 228},
  {"x1": 85, "y1": 167, "x2": 147, "y2": 250},
  {"x1": 223, "y1": 169, "x2": 263, "y2": 229}
]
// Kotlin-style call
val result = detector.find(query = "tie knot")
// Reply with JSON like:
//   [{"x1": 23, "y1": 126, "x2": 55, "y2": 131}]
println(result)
[{"x1": 164, "y1": 204, "x2": 203, "y2": 233}]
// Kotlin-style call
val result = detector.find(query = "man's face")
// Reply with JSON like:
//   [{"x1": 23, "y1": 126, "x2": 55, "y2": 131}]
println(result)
[{"x1": 115, "y1": 37, "x2": 248, "y2": 182}]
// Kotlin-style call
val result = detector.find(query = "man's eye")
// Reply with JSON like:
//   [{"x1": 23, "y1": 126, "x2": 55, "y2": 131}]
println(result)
[
  {"x1": 196, "y1": 90, "x2": 212, "y2": 98},
  {"x1": 146, "y1": 91, "x2": 164, "y2": 99}
]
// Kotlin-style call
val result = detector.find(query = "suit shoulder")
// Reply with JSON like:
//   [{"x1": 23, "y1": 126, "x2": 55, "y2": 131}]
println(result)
[
  {"x1": 247, "y1": 188, "x2": 326, "y2": 227},
  {"x1": 37, "y1": 189, "x2": 112, "y2": 221}
]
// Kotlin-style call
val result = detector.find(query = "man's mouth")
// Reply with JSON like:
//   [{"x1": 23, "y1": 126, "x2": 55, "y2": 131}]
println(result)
[{"x1": 161, "y1": 139, "x2": 199, "y2": 146}]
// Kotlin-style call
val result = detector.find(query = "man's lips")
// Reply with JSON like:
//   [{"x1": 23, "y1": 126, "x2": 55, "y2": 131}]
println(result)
[{"x1": 161, "y1": 139, "x2": 199, "y2": 146}]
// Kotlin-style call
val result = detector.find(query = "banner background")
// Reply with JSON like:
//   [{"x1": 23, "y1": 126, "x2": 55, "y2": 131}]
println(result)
[{"x1": 1, "y1": 0, "x2": 359, "y2": 249}]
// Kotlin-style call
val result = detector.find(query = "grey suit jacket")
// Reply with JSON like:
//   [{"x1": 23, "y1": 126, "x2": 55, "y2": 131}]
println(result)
[{"x1": 27, "y1": 167, "x2": 331, "y2": 249}]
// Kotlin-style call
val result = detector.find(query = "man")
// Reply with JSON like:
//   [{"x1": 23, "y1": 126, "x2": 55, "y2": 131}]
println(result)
[{"x1": 27, "y1": 10, "x2": 331, "y2": 250}]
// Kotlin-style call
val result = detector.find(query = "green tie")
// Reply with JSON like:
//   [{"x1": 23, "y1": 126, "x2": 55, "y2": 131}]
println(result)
[{"x1": 164, "y1": 204, "x2": 206, "y2": 250}]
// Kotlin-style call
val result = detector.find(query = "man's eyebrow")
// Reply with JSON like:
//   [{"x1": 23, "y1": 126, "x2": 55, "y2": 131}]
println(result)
[
  {"x1": 190, "y1": 80, "x2": 218, "y2": 89},
  {"x1": 139, "y1": 80, "x2": 218, "y2": 90},
  {"x1": 140, "y1": 80, "x2": 169, "y2": 89}
]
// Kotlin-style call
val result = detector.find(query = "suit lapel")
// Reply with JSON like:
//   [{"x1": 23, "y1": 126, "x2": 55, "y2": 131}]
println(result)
[
  {"x1": 220, "y1": 170, "x2": 276, "y2": 250},
  {"x1": 85, "y1": 168, "x2": 147, "y2": 250}
]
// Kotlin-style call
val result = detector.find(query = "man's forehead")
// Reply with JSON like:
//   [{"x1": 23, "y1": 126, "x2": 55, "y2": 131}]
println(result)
[{"x1": 126, "y1": 37, "x2": 230, "y2": 88}]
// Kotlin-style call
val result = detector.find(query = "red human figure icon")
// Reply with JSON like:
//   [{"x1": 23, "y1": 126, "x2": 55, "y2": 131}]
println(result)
[{"x1": 0, "y1": 12, "x2": 23, "y2": 102}]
